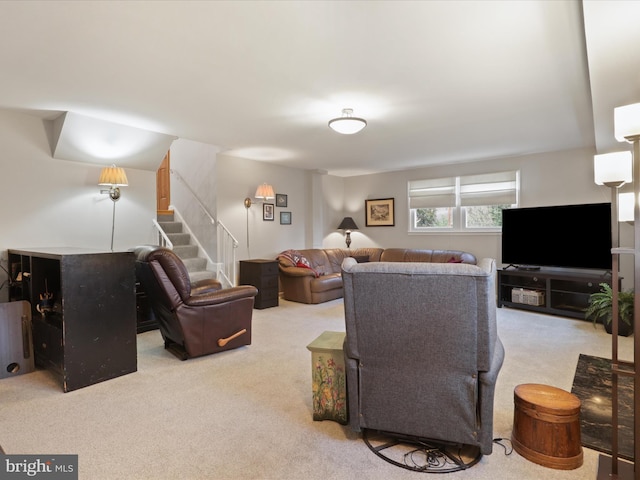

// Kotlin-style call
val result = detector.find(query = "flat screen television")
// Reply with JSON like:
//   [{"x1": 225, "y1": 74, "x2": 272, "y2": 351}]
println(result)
[{"x1": 501, "y1": 202, "x2": 612, "y2": 271}]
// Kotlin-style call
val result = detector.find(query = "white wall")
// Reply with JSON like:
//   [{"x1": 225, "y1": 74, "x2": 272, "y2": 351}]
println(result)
[
  {"x1": 0, "y1": 110, "x2": 159, "y2": 301},
  {"x1": 169, "y1": 138, "x2": 219, "y2": 260},
  {"x1": 216, "y1": 154, "x2": 309, "y2": 263},
  {"x1": 0, "y1": 109, "x2": 623, "y2": 295},
  {"x1": 334, "y1": 147, "x2": 608, "y2": 265}
]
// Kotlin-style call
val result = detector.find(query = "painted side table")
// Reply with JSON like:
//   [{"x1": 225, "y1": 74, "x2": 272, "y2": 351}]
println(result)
[{"x1": 306, "y1": 331, "x2": 348, "y2": 425}]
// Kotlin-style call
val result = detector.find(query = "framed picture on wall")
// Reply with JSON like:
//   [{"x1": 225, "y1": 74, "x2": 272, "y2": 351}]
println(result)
[
  {"x1": 365, "y1": 198, "x2": 395, "y2": 227},
  {"x1": 276, "y1": 193, "x2": 288, "y2": 207},
  {"x1": 280, "y1": 211, "x2": 292, "y2": 225},
  {"x1": 263, "y1": 203, "x2": 274, "y2": 221}
]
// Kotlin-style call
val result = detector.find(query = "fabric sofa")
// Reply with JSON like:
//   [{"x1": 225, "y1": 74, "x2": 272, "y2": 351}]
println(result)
[{"x1": 277, "y1": 248, "x2": 477, "y2": 304}]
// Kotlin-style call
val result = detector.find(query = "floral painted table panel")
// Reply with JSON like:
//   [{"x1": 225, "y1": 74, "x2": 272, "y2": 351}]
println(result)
[{"x1": 307, "y1": 331, "x2": 348, "y2": 424}]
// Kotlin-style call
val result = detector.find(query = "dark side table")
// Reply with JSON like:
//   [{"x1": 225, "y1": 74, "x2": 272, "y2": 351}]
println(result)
[{"x1": 239, "y1": 259, "x2": 279, "y2": 309}]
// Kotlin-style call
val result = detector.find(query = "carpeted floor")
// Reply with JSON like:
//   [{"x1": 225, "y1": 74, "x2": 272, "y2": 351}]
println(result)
[
  {"x1": 571, "y1": 354, "x2": 634, "y2": 461},
  {"x1": 0, "y1": 300, "x2": 635, "y2": 479}
]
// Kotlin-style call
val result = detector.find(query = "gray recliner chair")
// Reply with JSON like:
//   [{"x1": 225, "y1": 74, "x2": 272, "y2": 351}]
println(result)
[{"x1": 341, "y1": 257, "x2": 505, "y2": 456}]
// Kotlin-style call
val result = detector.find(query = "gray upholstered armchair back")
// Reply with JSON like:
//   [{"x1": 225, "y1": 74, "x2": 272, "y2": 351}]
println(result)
[{"x1": 341, "y1": 258, "x2": 505, "y2": 455}]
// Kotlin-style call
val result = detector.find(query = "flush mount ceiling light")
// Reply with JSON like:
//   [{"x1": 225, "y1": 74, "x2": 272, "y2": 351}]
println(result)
[{"x1": 328, "y1": 108, "x2": 367, "y2": 135}]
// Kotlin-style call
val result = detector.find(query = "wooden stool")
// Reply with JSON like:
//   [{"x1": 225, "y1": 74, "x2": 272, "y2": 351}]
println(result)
[{"x1": 512, "y1": 383, "x2": 583, "y2": 470}]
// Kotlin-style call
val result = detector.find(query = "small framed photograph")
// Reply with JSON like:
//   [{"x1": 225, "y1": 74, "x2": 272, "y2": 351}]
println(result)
[
  {"x1": 276, "y1": 193, "x2": 288, "y2": 207},
  {"x1": 365, "y1": 198, "x2": 395, "y2": 227},
  {"x1": 280, "y1": 211, "x2": 292, "y2": 225},
  {"x1": 263, "y1": 203, "x2": 274, "y2": 221}
]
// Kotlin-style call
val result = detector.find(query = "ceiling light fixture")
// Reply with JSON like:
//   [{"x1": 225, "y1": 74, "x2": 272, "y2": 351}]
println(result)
[{"x1": 328, "y1": 108, "x2": 367, "y2": 135}]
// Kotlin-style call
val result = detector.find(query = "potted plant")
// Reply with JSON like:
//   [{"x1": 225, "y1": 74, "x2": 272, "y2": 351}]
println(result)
[{"x1": 585, "y1": 283, "x2": 634, "y2": 337}]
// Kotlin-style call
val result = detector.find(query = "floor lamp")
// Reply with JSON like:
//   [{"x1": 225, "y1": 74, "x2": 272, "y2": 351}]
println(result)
[
  {"x1": 98, "y1": 165, "x2": 128, "y2": 252},
  {"x1": 243, "y1": 183, "x2": 275, "y2": 259},
  {"x1": 596, "y1": 102, "x2": 640, "y2": 480},
  {"x1": 594, "y1": 151, "x2": 633, "y2": 480}
]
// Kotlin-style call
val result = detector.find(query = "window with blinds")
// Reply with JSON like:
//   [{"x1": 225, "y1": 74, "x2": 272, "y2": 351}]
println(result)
[{"x1": 408, "y1": 171, "x2": 519, "y2": 231}]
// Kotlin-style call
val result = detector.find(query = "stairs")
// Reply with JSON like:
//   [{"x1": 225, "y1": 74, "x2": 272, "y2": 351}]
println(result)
[{"x1": 157, "y1": 213, "x2": 218, "y2": 284}]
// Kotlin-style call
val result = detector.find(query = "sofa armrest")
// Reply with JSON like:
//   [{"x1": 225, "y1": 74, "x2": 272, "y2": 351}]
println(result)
[{"x1": 184, "y1": 285, "x2": 257, "y2": 307}]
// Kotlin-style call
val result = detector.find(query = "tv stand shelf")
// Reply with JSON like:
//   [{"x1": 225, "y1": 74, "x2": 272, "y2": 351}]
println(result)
[{"x1": 497, "y1": 268, "x2": 612, "y2": 319}]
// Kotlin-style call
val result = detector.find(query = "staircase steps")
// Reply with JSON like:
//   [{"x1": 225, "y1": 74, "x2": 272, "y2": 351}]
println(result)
[
  {"x1": 182, "y1": 257, "x2": 208, "y2": 272},
  {"x1": 157, "y1": 213, "x2": 218, "y2": 284},
  {"x1": 172, "y1": 245, "x2": 199, "y2": 258},
  {"x1": 167, "y1": 232, "x2": 191, "y2": 246},
  {"x1": 160, "y1": 221, "x2": 183, "y2": 234}
]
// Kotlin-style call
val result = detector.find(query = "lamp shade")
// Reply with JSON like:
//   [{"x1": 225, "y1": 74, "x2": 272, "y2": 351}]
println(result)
[
  {"x1": 619, "y1": 192, "x2": 635, "y2": 223},
  {"x1": 338, "y1": 217, "x2": 359, "y2": 230},
  {"x1": 593, "y1": 152, "x2": 632, "y2": 186},
  {"x1": 255, "y1": 183, "x2": 275, "y2": 200},
  {"x1": 615, "y1": 103, "x2": 640, "y2": 142},
  {"x1": 328, "y1": 108, "x2": 367, "y2": 135},
  {"x1": 98, "y1": 165, "x2": 129, "y2": 186}
]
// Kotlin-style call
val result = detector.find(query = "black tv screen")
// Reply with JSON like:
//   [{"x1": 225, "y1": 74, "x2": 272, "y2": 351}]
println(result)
[{"x1": 501, "y1": 203, "x2": 612, "y2": 271}]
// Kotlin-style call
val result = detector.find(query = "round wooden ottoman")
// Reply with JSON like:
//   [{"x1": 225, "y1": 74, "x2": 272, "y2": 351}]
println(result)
[{"x1": 512, "y1": 383, "x2": 583, "y2": 470}]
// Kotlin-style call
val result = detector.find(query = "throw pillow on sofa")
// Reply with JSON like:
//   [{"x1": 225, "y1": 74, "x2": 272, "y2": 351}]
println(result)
[{"x1": 277, "y1": 250, "x2": 320, "y2": 277}]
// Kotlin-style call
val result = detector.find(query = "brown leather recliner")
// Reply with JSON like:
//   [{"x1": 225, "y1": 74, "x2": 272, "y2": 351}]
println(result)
[{"x1": 133, "y1": 246, "x2": 257, "y2": 360}]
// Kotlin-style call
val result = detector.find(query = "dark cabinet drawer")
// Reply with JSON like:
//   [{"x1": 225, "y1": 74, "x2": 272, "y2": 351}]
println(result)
[
  {"x1": 239, "y1": 260, "x2": 279, "y2": 309},
  {"x1": 254, "y1": 274, "x2": 278, "y2": 289}
]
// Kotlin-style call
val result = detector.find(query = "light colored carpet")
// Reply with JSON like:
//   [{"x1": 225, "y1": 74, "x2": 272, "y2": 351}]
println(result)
[{"x1": 0, "y1": 299, "x2": 634, "y2": 479}]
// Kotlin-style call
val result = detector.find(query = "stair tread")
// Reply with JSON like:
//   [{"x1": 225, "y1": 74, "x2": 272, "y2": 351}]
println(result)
[
  {"x1": 182, "y1": 257, "x2": 208, "y2": 271},
  {"x1": 167, "y1": 233, "x2": 191, "y2": 245},
  {"x1": 172, "y1": 245, "x2": 199, "y2": 258},
  {"x1": 159, "y1": 221, "x2": 183, "y2": 233},
  {"x1": 189, "y1": 270, "x2": 218, "y2": 283}
]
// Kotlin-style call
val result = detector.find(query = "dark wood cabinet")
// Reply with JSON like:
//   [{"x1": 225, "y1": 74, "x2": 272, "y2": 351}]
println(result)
[
  {"x1": 239, "y1": 259, "x2": 279, "y2": 309},
  {"x1": 135, "y1": 281, "x2": 158, "y2": 333},
  {"x1": 8, "y1": 248, "x2": 137, "y2": 392},
  {"x1": 497, "y1": 267, "x2": 613, "y2": 319}
]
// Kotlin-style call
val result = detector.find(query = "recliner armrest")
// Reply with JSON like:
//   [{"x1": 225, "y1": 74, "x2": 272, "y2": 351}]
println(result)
[
  {"x1": 191, "y1": 278, "x2": 223, "y2": 295},
  {"x1": 184, "y1": 285, "x2": 258, "y2": 307}
]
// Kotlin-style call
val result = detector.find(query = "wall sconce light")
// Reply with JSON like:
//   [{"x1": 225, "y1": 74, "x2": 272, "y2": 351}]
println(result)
[
  {"x1": 244, "y1": 183, "x2": 275, "y2": 209},
  {"x1": 99, "y1": 164, "x2": 129, "y2": 201},
  {"x1": 99, "y1": 164, "x2": 129, "y2": 251},
  {"x1": 337, "y1": 217, "x2": 359, "y2": 248}
]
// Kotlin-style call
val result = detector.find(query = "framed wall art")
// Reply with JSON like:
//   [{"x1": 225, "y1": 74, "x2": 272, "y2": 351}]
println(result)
[
  {"x1": 276, "y1": 193, "x2": 288, "y2": 207},
  {"x1": 365, "y1": 198, "x2": 395, "y2": 227},
  {"x1": 280, "y1": 211, "x2": 292, "y2": 225},
  {"x1": 263, "y1": 203, "x2": 274, "y2": 221}
]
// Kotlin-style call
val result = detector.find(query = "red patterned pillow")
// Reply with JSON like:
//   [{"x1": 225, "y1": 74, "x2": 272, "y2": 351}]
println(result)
[{"x1": 296, "y1": 260, "x2": 319, "y2": 277}]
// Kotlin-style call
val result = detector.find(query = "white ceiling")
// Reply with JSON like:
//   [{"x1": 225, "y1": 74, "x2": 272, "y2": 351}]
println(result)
[{"x1": 0, "y1": 1, "x2": 639, "y2": 176}]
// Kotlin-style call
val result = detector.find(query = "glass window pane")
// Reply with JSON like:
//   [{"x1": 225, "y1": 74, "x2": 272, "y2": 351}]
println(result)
[
  {"x1": 464, "y1": 205, "x2": 509, "y2": 228},
  {"x1": 414, "y1": 207, "x2": 453, "y2": 228}
]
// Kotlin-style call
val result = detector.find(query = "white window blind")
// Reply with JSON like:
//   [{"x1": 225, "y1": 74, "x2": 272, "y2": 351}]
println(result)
[
  {"x1": 408, "y1": 177, "x2": 455, "y2": 209},
  {"x1": 459, "y1": 171, "x2": 518, "y2": 206}
]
